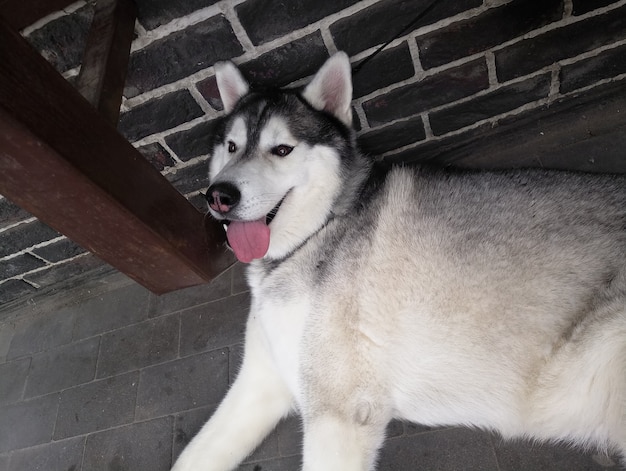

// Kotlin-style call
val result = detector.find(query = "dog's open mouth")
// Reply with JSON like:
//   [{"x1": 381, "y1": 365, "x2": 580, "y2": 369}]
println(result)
[{"x1": 222, "y1": 193, "x2": 288, "y2": 264}]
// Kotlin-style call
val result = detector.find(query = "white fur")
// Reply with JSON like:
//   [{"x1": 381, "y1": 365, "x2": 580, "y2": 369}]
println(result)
[{"x1": 172, "y1": 54, "x2": 626, "y2": 471}]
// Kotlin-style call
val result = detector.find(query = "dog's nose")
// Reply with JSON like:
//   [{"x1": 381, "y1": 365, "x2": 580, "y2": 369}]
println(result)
[{"x1": 206, "y1": 182, "x2": 241, "y2": 214}]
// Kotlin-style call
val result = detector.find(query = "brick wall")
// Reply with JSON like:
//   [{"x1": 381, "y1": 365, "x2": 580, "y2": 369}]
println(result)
[{"x1": 2, "y1": 0, "x2": 626, "y2": 305}]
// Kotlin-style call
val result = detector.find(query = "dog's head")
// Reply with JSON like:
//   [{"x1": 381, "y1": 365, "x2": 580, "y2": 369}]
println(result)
[{"x1": 205, "y1": 53, "x2": 355, "y2": 263}]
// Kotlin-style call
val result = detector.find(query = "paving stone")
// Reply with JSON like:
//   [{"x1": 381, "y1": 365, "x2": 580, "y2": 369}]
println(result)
[
  {"x1": 276, "y1": 415, "x2": 303, "y2": 457},
  {"x1": 24, "y1": 338, "x2": 100, "y2": 398},
  {"x1": 0, "y1": 253, "x2": 45, "y2": 280},
  {"x1": 231, "y1": 262, "x2": 249, "y2": 295},
  {"x1": 0, "y1": 279, "x2": 38, "y2": 305},
  {"x1": 136, "y1": 0, "x2": 221, "y2": 30},
  {"x1": 136, "y1": 142, "x2": 177, "y2": 171},
  {"x1": 31, "y1": 238, "x2": 86, "y2": 263},
  {"x1": 239, "y1": 454, "x2": 302, "y2": 471},
  {"x1": 124, "y1": 15, "x2": 243, "y2": 98},
  {"x1": 495, "y1": 5, "x2": 626, "y2": 82},
  {"x1": 429, "y1": 73, "x2": 552, "y2": 135},
  {"x1": 0, "y1": 358, "x2": 30, "y2": 405},
  {"x1": 96, "y1": 315, "x2": 179, "y2": 378},
  {"x1": 179, "y1": 292, "x2": 249, "y2": 357},
  {"x1": 331, "y1": 0, "x2": 481, "y2": 56},
  {"x1": 228, "y1": 343, "x2": 244, "y2": 385},
  {"x1": 0, "y1": 454, "x2": 7, "y2": 469},
  {"x1": 358, "y1": 115, "x2": 426, "y2": 156},
  {"x1": 560, "y1": 43, "x2": 626, "y2": 94},
  {"x1": 7, "y1": 308, "x2": 75, "y2": 360},
  {"x1": 54, "y1": 372, "x2": 139, "y2": 439},
  {"x1": 362, "y1": 58, "x2": 489, "y2": 127},
  {"x1": 150, "y1": 266, "x2": 232, "y2": 316},
  {"x1": 378, "y1": 427, "x2": 499, "y2": 470},
  {"x1": 172, "y1": 405, "x2": 217, "y2": 462},
  {"x1": 417, "y1": 0, "x2": 562, "y2": 70},
  {"x1": 493, "y1": 438, "x2": 613, "y2": 470},
  {"x1": 572, "y1": 0, "x2": 618, "y2": 15},
  {"x1": 82, "y1": 417, "x2": 173, "y2": 471},
  {"x1": 0, "y1": 220, "x2": 60, "y2": 258},
  {"x1": 0, "y1": 394, "x2": 59, "y2": 453},
  {"x1": 0, "y1": 322, "x2": 14, "y2": 362},
  {"x1": 135, "y1": 349, "x2": 230, "y2": 420},
  {"x1": 165, "y1": 120, "x2": 218, "y2": 162},
  {"x1": 24, "y1": 4, "x2": 93, "y2": 74},
  {"x1": 7, "y1": 436, "x2": 85, "y2": 471},
  {"x1": 236, "y1": 0, "x2": 360, "y2": 45},
  {"x1": 118, "y1": 90, "x2": 204, "y2": 142},
  {"x1": 72, "y1": 282, "x2": 151, "y2": 340},
  {"x1": 197, "y1": 32, "x2": 328, "y2": 110},
  {"x1": 352, "y1": 42, "x2": 415, "y2": 99}
]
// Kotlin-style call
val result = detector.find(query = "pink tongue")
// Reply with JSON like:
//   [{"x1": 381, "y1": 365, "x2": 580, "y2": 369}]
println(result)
[{"x1": 226, "y1": 219, "x2": 270, "y2": 263}]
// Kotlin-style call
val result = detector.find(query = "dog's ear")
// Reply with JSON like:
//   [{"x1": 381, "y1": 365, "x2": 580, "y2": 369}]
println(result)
[
  {"x1": 302, "y1": 52, "x2": 353, "y2": 127},
  {"x1": 215, "y1": 61, "x2": 249, "y2": 113}
]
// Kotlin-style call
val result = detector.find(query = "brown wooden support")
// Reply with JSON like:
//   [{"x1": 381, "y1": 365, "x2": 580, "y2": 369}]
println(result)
[
  {"x1": 76, "y1": 0, "x2": 136, "y2": 125},
  {"x1": 0, "y1": 16, "x2": 235, "y2": 294}
]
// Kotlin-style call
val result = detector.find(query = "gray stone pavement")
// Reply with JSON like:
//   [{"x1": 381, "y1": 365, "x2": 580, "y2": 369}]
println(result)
[{"x1": 0, "y1": 263, "x2": 619, "y2": 470}]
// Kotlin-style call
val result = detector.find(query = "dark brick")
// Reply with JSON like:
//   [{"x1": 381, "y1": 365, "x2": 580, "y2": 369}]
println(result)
[
  {"x1": 172, "y1": 405, "x2": 217, "y2": 462},
  {"x1": 96, "y1": 315, "x2": 179, "y2": 378},
  {"x1": 23, "y1": 254, "x2": 107, "y2": 291},
  {"x1": 165, "y1": 120, "x2": 218, "y2": 162},
  {"x1": 118, "y1": 90, "x2": 204, "y2": 142},
  {"x1": 165, "y1": 158, "x2": 211, "y2": 195},
  {"x1": 237, "y1": 0, "x2": 360, "y2": 45},
  {"x1": 0, "y1": 220, "x2": 60, "y2": 258},
  {"x1": 331, "y1": 0, "x2": 481, "y2": 56},
  {"x1": 82, "y1": 417, "x2": 173, "y2": 471},
  {"x1": 72, "y1": 283, "x2": 151, "y2": 339},
  {"x1": 31, "y1": 238, "x2": 85, "y2": 263},
  {"x1": 196, "y1": 32, "x2": 329, "y2": 110},
  {"x1": 572, "y1": 0, "x2": 618, "y2": 15},
  {"x1": 179, "y1": 292, "x2": 249, "y2": 357},
  {"x1": 0, "y1": 280, "x2": 37, "y2": 306},
  {"x1": 358, "y1": 115, "x2": 426, "y2": 155},
  {"x1": 0, "y1": 394, "x2": 58, "y2": 453},
  {"x1": 124, "y1": 15, "x2": 244, "y2": 98},
  {"x1": 561, "y1": 44, "x2": 626, "y2": 93},
  {"x1": 135, "y1": 349, "x2": 229, "y2": 419},
  {"x1": 430, "y1": 73, "x2": 552, "y2": 135},
  {"x1": 137, "y1": 142, "x2": 177, "y2": 170},
  {"x1": 135, "y1": 0, "x2": 221, "y2": 30},
  {"x1": 352, "y1": 42, "x2": 415, "y2": 99},
  {"x1": 0, "y1": 358, "x2": 30, "y2": 405},
  {"x1": 7, "y1": 307, "x2": 75, "y2": 359},
  {"x1": 0, "y1": 254, "x2": 45, "y2": 280},
  {"x1": 362, "y1": 58, "x2": 489, "y2": 126},
  {"x1": 24, "y1": 4, "x2": 93, "y2": 74},
  {"x1": 7, "y1": 436, "x2": 85, "y2": 471},
  {"x1": 150, "y1": 265, "x2": 232, "y2": 316},
  {"x1": 0, "y1": 198, "x2": 31, "y2": 230},
  {"x1": 494, "y1": 437, "x2": 610, "y2": 470},
  {"x1": 378, "y1": 428, "x2": 499, "y2": 470},
  {"x1": 417, "y1": 0, "x2": 563, "y2": 70},
  {"x1": 495, "y1": 5, "x2": 626, "y2": 82},
  {"x1": 24, "y1": 337, "x2": 100, "y2": 398},
  {"x1": 54, "y1": 372, "x2": 139, "y2": 439}
]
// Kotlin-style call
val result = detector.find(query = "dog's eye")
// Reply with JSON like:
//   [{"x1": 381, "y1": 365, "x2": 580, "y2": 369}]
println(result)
[
  {"x1": 271, "y1": 145, "x2": 293, "y2": 157},
  {"x1": 227, "y1": 141, "x2": 237, "y2": 153}
]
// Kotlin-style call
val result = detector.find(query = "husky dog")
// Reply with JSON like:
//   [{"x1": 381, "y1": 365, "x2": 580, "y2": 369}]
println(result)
[{"x1": 172, "y1": 53, "x2": 626, "y2": 471}]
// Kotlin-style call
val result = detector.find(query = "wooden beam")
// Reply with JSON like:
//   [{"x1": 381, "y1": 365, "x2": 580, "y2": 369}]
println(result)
[
  {"x1": 0, "y1": 0, "x2": 76, "y2": 31},
  {"x1": 76, "y1": 0, "x2": 136, "y2": 125},
  {"x1": 0, "y1": 17, "x2": 235, "y2": 294}
]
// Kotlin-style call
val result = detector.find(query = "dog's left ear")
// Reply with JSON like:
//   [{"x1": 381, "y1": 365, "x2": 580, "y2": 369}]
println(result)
[
  {"x1": 302, "y1": 52, "x2": 353, "y2": 127},
  {"x1": 215, "y1": 61, "x2": 249, "y2": 113}
]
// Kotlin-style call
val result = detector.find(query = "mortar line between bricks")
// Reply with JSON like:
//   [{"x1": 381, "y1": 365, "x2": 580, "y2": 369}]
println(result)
[
  {"x1": 20, "y1": 0, "x2": 87, "y2": 36},
  {"x1": 563, "y1": 0, "x2": 573, "y2": 18},
  {"x1": 0, "y1": 217, "x2": 38, "y2": 235},
  {"x1": 221, "y1": 1, "x2": 255, "y2": 53},
  {"x1": 0, "y1": 252, "x2": 93, "y2": 288}
]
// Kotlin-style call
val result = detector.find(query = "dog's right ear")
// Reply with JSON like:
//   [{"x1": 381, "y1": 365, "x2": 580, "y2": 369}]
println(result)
[{"x1": 215, "y1": 61, "x2": 249, "y2": 113}]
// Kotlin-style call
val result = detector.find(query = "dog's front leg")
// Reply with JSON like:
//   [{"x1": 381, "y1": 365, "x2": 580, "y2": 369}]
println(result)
[
  {"x1": 301, "y1": 410, "x2": 388, "y2": 471},
  {"x1": 172, "y1": 316, "x2": 294, "y2": 471}
]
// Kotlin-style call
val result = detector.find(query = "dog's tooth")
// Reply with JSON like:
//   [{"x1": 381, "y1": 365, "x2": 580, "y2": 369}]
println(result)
[{"x1": 223, "y1": 223, "x2": 228, "y2": 232}]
